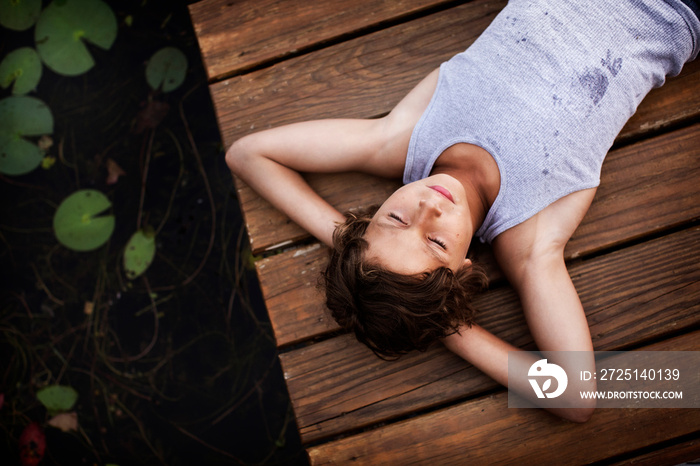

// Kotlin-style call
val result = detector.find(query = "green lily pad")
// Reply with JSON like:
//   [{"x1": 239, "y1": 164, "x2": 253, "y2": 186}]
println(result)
[
  {"x1": 37, "y1": 385, "x2": 78, "y2": 414},
  {"x1": 0, "y1": 47, "x2": 43, "y2": 95},
  {"x1": 0, "y1": 0, "x2": 42, "y2": 31},
  {"x1": 145, "y1": 47, "x2": 187, "y2": 93},
  {"x1": 53, "y1": 189, "x2": 115, "y2": 251},
  {"x1": 0, "y1": 96, "x2": 53, "y2": 175},
  {"x1": 35, "y1": 0, "x2": 117, "y2": 76},
  {"x1": 123, "y1": 228, "x2": 156, "y2": 279}
]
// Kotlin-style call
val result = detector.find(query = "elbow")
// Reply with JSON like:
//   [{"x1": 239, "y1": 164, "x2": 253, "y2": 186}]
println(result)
[
  {"x1": 225, "y1": 136, "x2": 255, "y2": 176},
  {"x1": 562, "y1": 379, "x2": 597, "y2": 423},
  {"x1": 565, "y1": 400, "x2": 596, "y2": 423},
  {"x1": 225, "y1": 140, "x2": 244, "y2": 176}
]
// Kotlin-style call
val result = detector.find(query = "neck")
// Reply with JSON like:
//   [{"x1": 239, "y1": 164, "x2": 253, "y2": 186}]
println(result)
[{"x1": 432, "y1": 143, "x2": 501, "y2": 232}]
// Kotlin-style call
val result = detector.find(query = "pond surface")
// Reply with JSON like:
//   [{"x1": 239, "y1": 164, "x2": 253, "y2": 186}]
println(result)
[{"x1": 0, "y1": 0, "x2": 307, "y2": 464}]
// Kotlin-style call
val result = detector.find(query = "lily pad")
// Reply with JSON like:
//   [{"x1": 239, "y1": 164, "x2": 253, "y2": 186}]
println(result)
[
  {"x1": 0, "y1": 47, "x2": 43, "y2": 95},
  {"x1": 35, "y1": 0, "x2": 117, "y2": 76},
  {"x1": 0, "y1": 0, "x2": 42, "y2": 31},
  {"x1": 53, "y1": 189, "x2": 115, "y2": 251},
  {"x1": 0, "y1": 96, "x2": 53, "y2": 175},
  {"x1": 123, "y1": 228, "x2": 156, "y2": 279},
  {"x1": 36, "y1": 385, "x2": 78, "y2": 414},
  {"x1": 145, "y1": 47, "x2": 187, "y2": 93}
]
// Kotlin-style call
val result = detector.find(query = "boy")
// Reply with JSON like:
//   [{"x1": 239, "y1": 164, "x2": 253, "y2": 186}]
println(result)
[{"x1": 227, "y1": 0, "x2": 699, "y2": 421}]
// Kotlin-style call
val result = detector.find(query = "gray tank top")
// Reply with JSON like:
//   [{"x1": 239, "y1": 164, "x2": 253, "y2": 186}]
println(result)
[{"x1": 404, "y1": 0, "x2": 699, "y2": 243}]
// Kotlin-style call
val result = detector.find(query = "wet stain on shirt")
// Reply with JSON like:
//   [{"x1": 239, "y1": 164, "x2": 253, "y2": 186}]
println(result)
[
  {"x1": 602, "y1": 49, "x2": 623, "y2": 76},
  {"x1": 579, "y1": 68, "x2": 609, "y2": 105}
]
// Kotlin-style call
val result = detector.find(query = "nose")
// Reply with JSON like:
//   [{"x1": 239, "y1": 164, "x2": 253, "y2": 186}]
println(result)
[{"x1": 419, "y1": 198, "x2": 442, "y2": 217}]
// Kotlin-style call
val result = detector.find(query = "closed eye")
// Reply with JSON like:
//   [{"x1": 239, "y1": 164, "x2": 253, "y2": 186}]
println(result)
[
  {"x1": 389, "y1": 213, "x2": 406, "y2": 225},
  {"x1": 430, "y1": 237, "x2": 447, "y2": 250}
]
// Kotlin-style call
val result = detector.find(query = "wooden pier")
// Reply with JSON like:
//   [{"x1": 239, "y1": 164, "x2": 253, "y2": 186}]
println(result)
[{"x1": 189, "y1": 0, "x2": 700, "y2": 463}]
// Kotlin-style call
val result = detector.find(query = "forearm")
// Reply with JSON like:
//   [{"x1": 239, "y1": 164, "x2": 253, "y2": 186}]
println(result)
[
  {"x1": 443, "y1": 324, "x2": 595, "y2": 422},
  {"x1": 226, "y1": 135, "x2": 345, "y2": 248},
  {"x1": 443, "y1": 324, "x2": 513, "y2": 387},
  {"x1": 225, "y1": 117, "x2": 404, "y2": 248}
]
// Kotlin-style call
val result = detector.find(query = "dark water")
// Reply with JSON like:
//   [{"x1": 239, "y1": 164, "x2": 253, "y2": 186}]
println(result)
[{"x1": 0, "y1": 1, "x2": 307, "y2": 464}]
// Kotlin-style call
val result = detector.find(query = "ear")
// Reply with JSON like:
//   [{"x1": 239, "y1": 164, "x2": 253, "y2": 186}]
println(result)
[{"x1": 463, "y1": 258, "x2": 473, "y2": 269}]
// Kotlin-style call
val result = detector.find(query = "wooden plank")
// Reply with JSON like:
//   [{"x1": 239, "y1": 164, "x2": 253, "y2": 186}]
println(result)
[
  {"x1": 306, "y1": 331, "x2": 700, "y2": 464},
  {"x1": 210, "y1": 0, "x2": 504, "y2": 149},
  {"x1": 219, "y1": 0, "x2": 505, "y2": 254},
  {"x1": 566, "y1": 122, "x2": 700, "y2": 257},
  {"x1": 258, "y1": 125, "x2": 700, "y2": 347},
  {"x1": 281, "y1": 226, "x2": 700, "y2": 443},
  {"x1": 619, "y1": 58, "x2": 700, "y2": 144},
  {"x1": 188, "y1": 0, "x2": 456, "y2": 81},
  {"x1": 238, "y1": 59, "x2": 700, "y2": 255},
  {"x1": 610, "y1": 438, "x2": 700, "y2": 466},
  {"x1": 240, "y1": 173, "x2": 400, "y2": 252},
  {"x1": 208, "y1": 1, "x2": 700, "y2": 253}
]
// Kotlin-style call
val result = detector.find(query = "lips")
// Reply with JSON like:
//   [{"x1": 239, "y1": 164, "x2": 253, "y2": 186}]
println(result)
[{"x1": 428, "y1": 185, "x2": 454, "y2": 203}]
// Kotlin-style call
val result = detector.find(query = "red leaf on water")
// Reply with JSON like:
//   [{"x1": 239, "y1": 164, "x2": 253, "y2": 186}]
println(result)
[{"x1": 19, "y1": 422, "x2": 46, "y2": 466}]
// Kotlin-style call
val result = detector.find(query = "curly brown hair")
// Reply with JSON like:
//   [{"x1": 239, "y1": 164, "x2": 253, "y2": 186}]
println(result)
[{"x1": 321, "y1": 206, "x2": 488, "y2": 359}]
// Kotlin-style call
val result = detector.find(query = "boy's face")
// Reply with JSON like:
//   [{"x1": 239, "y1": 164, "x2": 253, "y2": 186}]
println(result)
[{"x1": 364, "y1": 174, "x2": 474, "y2": 274}]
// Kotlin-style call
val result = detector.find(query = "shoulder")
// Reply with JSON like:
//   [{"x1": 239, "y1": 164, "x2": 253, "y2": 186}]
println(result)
[
  {"x1": 491, "y1": 188, "x2": 596, "y2": 284},
  {"x1": 371, "y1": 68, "x2": 441, "y2": 176}
]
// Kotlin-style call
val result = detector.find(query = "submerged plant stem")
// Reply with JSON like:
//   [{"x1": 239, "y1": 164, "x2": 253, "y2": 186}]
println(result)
[
  {"x1": 46, "y1": 244, "x2": 78, "y2": 296},
  {"x1": 171, "y1": 424, "x2": 245, "y2": 464},
  {"x1": 106, "y1": 276, "x2": 159, "y2": 363},
  {"x1": 178, "y1": 85, "x2": 215, "y2": 287},
  {"x1": 114, "y1": 398, "x2": 167, "y2": 465},
  {"x1": 155, "y1": 127, "x2": 185, "y2": 237},
  {"x1": 136, "y1": 130, "x2": 156, "y2": 230},
  {"x1": 31, "y1": 263, "x2": 64, "y2": 306}
]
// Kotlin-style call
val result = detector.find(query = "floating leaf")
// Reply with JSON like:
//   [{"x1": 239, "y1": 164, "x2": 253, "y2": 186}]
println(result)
[
  {"x1": 37, "y1": 134, "x2": 53, "y2": 151},
  {"x1": 19, "y1": 422, "x2": 46, "y2": 466},
  {"x1": 41, "y1": 155, "x2": 56, "y2": 169},
  {"x1": 36, "y1": 385, "x2": 78, "y2": 413},
  {"x1": 53, "y1": 189, "x2": 115, "y2": 251},
  {"x1": 0, "y1": 47, "x2": 43, "y2": 95},
  {"x1": 35, "y1": 0, "x2": 117, "y2": 76},
  {"x1": 0, "y1": 96, "x2": 53, "y2": 175},
  {"x1": 47, "y1": 412, "x2": 79, "y2": 432},
  {"x1": 123, "y1": 228, "x2": 156, "y2": 279},
  {"x1": 146, "y1": 47, "x2": 187, "y2": 93},
  {"x1": 0, "y1": 0, "x2": 42, "y2": 31}
]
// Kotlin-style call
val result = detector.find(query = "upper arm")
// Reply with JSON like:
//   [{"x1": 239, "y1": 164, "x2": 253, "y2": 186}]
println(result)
[
  {"x1": 493, "y1": 188, "x2": 597, "y2": 280},
  {"x1": 492, "y1": 188, "x2": 597, "y2": 352},
  {"x1": 227, "y1": 68, "x2": 440, "y2": 179}
]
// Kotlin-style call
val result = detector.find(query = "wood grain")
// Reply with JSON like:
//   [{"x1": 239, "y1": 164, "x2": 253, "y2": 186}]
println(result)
[
  {"x1": 618, "y1": 58, "x2": 700, "y2": 144},
  {"x1": 205, "y1": 1, "x2": 700, "y2": 254},
  {"x1": 214, "y1": 0, "x2": 505, "y2": 253},
  {"x1": 190, "y1": 0, "x2": 700, "y2": 461},
  {"x1": 566, "y1": 123, "x2": 700, "y2": 257},
  {"x1": 188, "y1": 0, "x2": 457, "y2": 81},
  {"x1": 258, "y1": 125, "x2": 700, "y2": 347},
  {"x1": 306, "y1": 331, "x2": 700, "y2": 464},
  {"x1": 282, "y1": 226, "x2": 700, "y2": 443},
  {"x1": 609, "y1": 438, "x2": 700, "y2": 466}
]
